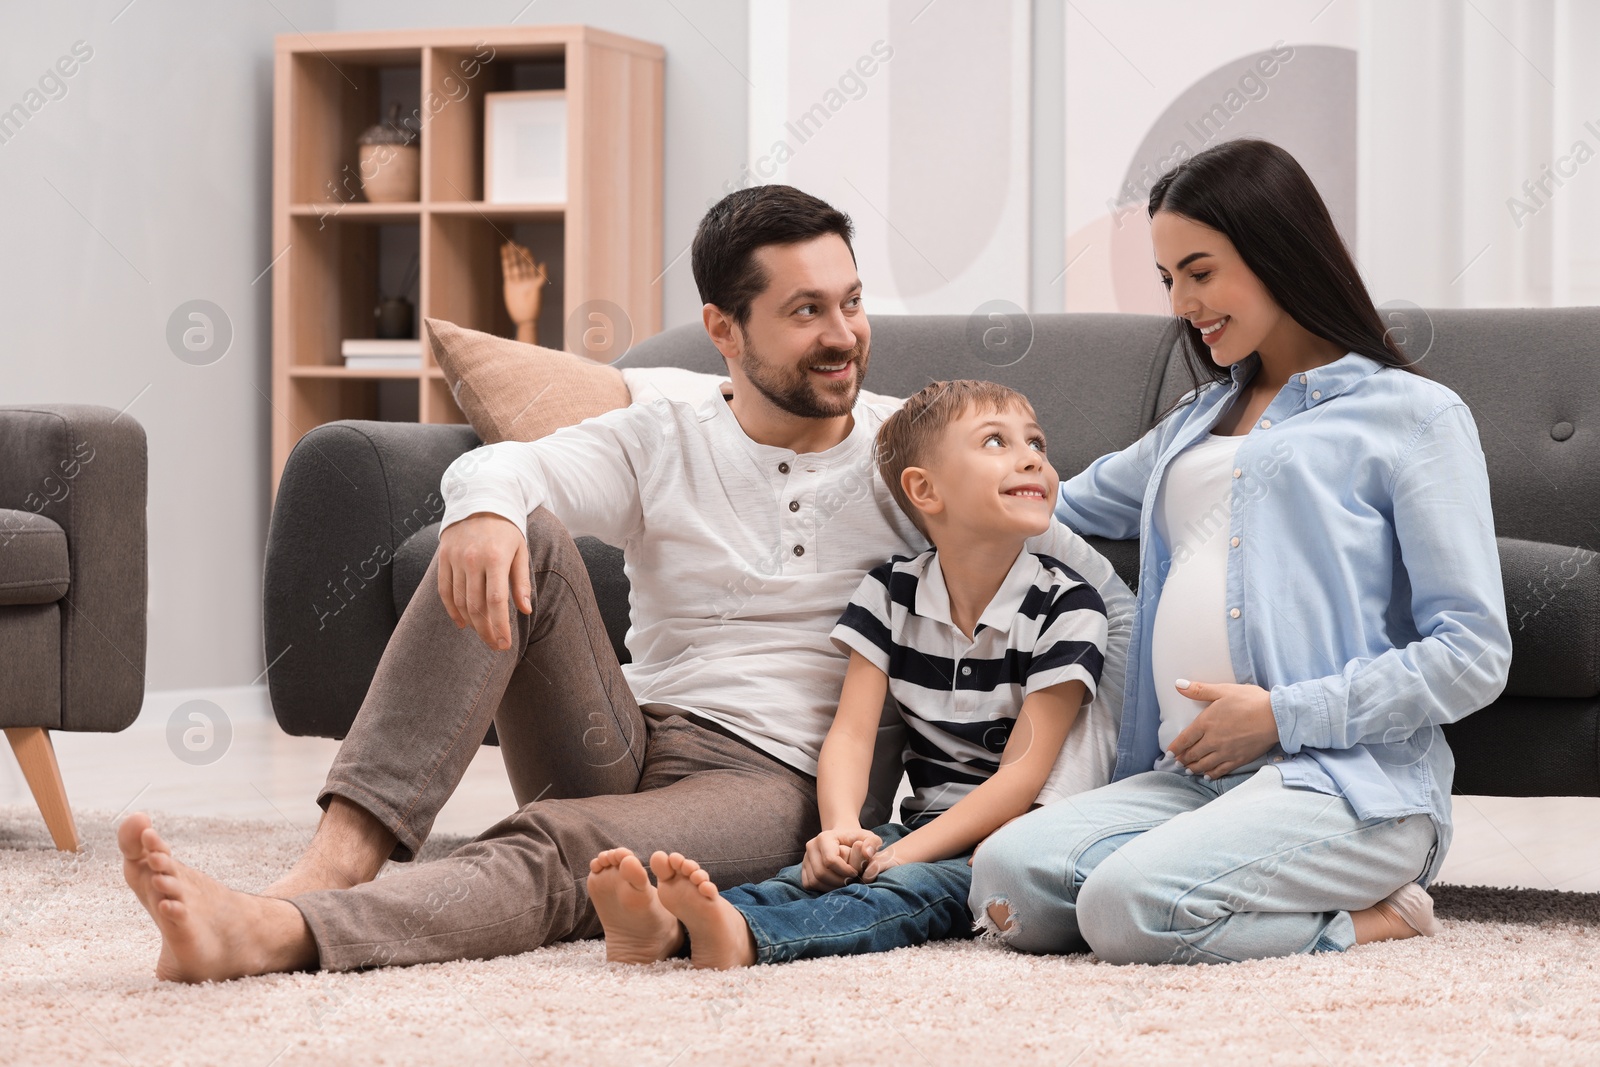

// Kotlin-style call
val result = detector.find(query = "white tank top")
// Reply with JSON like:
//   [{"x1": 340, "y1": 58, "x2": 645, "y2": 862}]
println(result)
[{"x1": 1150, "y1": 432, "x2": 1244, "y2": 771}]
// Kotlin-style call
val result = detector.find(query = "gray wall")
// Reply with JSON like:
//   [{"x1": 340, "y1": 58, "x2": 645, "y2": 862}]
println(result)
[
  {"x1": 0, "y1": 0, "x2": 748, "y2": 694},
  {"x1": 0, "y1": 0, "x2": 321, "y2": 694}
]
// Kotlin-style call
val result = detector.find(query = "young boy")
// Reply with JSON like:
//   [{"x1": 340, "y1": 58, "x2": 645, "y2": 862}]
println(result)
[{"x1": 587, "y1": 380, "x2": 1116, "y2": 968}]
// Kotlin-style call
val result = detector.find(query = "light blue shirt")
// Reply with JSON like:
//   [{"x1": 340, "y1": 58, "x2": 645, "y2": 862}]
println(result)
[{"x1": 1056, "y1": 350, "x2": 1512, "y2": 885}]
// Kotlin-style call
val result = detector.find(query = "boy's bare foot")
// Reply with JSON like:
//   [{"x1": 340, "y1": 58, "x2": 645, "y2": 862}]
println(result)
[
  {"x1": 587, "y1": 848, "x2": 684, "y2": 963},
  {"x1": 119, "y1": 813, "x2": 317, "y2": 982},
  {"x1": 649, "y1": 851, "x2": 758, "y2": 970}
]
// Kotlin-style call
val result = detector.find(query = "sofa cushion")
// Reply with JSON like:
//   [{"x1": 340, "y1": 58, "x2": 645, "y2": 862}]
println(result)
[
  {"x1": 424, "y1": 317, "x2": 631, "y2": 444},
  {"x1": 1499, "y1": 536, "x2": 1599, "y2": 699},
  {"x1": 0, "y1": 509, "x2": 69, "y2": 605}
]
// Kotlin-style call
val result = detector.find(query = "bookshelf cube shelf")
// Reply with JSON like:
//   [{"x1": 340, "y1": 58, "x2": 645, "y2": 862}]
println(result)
[{"x1": 270, "y1": 25, "x2": 664, "y2": 499}]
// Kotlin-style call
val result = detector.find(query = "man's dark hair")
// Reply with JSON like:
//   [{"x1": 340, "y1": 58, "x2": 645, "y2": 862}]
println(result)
[{"x1": 691, "y1": 185, "x2": 856, "y2": 328}]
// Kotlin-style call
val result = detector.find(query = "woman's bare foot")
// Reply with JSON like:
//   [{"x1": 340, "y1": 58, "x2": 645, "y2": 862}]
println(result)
[
  {"x1": 649, "y1": 851, "x2": 757, "y2": 970},
  {"x1": 118, "y1": 813, "x2": 317, "y2": 982},
  {"x1": 587, "y1": 848, "x2": 684, "y2": 963}
]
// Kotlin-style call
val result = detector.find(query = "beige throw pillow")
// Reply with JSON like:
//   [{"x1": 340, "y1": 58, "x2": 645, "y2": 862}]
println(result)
[{"x1": 424, "y1": 317, "x2": 632, "y2": 444}]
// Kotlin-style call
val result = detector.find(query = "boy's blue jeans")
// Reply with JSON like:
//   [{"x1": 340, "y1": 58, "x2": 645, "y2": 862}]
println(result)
[
  {"x1": 967, "y1": 764, "x2": 1438, "y2": 965},
  {"x1": 719, "y1": 821, "x2": 975, "y2": 964}
]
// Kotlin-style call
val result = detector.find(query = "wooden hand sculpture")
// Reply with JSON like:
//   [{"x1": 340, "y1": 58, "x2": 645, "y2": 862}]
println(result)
[{"x1": 500, "y1": 240, "x2": 549, "y2": 345}]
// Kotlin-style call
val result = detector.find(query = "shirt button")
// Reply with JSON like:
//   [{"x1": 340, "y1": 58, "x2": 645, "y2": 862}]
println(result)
[
  {"x1": 788, "y1": 500, "x2": 799, "y2": 512},
  {"x1": 1298, "y1": 374, "x2": 1308, "y2": 385},
  {"x1": 1260, "y1": 419, "x2": 1271, "y2": 429},
  {"x1": 1311, "y1": 390, "x2": 1321, "y2": 400},
  {"x1": 793, "y1": 545, "x2": 804, "y2": 557},
  {"x1": 1232, "y1": 467, "x2": 1242, "y2": 479},
  {"x1": 778, "y1": 462, "x2": 790, "y2": 474},
  {"x1": 961, "y1": 666, "x2": 972, "y2": 676},
  {"x1": 1230, "y1": 536, "x2": 1240, "y2": 547},
  {"x1": 1229, "y1": 607, "x2": 1241, "y2": 618}
]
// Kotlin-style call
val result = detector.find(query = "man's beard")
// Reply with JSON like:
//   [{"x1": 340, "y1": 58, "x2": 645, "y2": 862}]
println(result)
[{"x1": 740, "y1": 333, "x2": 871, "y2": 419}]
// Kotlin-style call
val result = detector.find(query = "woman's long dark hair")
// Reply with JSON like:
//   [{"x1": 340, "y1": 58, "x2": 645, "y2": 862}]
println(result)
[{"x1": 1148, "y1": 139, "x2": 1420, "y2": 412}]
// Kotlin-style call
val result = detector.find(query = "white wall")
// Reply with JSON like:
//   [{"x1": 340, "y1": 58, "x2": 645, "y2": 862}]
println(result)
[
  {"x1": 743, "y1": 0, "x2": 1033, "y2": 315},
  {"x1": 1358, "y1": 0, "x2": 1600, "y2": 308}
]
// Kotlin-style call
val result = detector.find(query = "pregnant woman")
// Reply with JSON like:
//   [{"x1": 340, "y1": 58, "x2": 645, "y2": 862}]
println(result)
[{"x1": 968, "y1": 138, "x2": 1512, "y2": 964}]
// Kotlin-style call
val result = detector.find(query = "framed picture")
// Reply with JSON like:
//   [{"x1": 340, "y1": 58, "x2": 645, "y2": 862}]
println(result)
[{"x1": 484, "y1": 90, "x2": 567, "y2": 203}]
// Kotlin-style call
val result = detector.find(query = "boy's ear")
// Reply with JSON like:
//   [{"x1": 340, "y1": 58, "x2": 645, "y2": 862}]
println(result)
[{"x1": 901, "y1": 466, "x2": 943, "y2": 518}]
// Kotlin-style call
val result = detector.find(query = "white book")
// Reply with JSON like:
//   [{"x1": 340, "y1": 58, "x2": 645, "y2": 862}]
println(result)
[
  {"x1": 343, "y1": 338, "x2": 421, "y2": 369},
  {"x1": 341, "y1": 338, "x2": 421, "y2": 357},
  {"x1": 341, "y1": 356, "x2": 421, "y2": 369}
]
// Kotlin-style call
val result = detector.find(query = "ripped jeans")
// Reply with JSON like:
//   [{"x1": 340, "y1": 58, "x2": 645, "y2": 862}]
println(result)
[
  {"x1": 967, "y1": 765, "x2": 1438, "y2": 965},
  {"x1": 719, "y1": 821, "x2": 975, "y2": 963}
]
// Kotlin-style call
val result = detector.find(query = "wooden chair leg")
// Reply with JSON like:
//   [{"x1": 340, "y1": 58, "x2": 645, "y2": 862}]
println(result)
[{"x1": 5, "y1": 728, "x2": 80, "y2": 852}]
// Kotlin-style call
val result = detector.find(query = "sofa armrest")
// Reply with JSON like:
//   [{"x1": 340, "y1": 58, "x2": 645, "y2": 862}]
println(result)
[
  {"x1": 0, "y1": 404, "x2": 146, "y2": 732},
  {"x1": 1499, "y1": 536, "x2": 1599, "y2": 700},
  {"x1": 264, "y1": 419, "x2": 480, "y2": 739}
]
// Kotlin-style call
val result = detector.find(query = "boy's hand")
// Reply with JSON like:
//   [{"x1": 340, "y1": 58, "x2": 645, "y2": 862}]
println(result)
[
  {"x1": 856, "y1": 839, "x2": 906, "y2": 883},
  {"x1": 801, "y1": 826, "x2": 881, "y2": 890}
]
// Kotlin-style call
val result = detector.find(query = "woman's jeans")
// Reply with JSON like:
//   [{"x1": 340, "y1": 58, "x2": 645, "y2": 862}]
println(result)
[
  {"x1": 968, "y1": 765, "x2": 1438, "y2": 965},
  {"x1": 719, "y1": 822, "x2": 975, "y2": 964}
]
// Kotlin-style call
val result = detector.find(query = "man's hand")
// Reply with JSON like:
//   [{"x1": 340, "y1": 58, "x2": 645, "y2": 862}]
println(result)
[
  {"x1": 1168, "y1": 680, "x2": 1281, "y2": 779},
  {"x1": 801, "y1": 826, "x2": 880, "y2": 890},
  {"x1": 437, "y1": 512, "x2": 532, "y2": 651}
]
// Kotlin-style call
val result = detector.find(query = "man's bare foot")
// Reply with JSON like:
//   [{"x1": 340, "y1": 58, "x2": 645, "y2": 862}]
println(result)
[
  {"x1": 261, "y1": 796, "x2": 395, "y2": 899},
  {"x1": 587, "y1": 848, "x2": 684, "y2": 964},
  {"x1": 649, "y1": 851, "x2": 757, "y2": 970},
  {"x1": 119, "y1": 813, "x2": 318, "y2": 982}
]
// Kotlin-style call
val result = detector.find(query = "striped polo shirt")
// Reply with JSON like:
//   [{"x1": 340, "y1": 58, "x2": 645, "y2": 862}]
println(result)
[{"x1": 830, "y1": 546, "x2": 1112, "y2": 822}]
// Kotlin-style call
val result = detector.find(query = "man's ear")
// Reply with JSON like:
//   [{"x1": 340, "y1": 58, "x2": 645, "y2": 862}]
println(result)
[
  {"x1": 901, "y1": 467, "x2": 943, "y2": 519},
  {"x1": 703, "y1": 304, "x2": 743, "y2": 364}
]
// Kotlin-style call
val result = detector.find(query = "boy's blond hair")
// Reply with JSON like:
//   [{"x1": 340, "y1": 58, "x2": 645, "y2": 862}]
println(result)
[{"x1": 875, "y1": 379, "x2": 1038, "y2": 537}]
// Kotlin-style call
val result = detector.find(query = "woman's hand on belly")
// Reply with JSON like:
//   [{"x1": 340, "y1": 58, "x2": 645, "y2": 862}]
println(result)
[{"x1": 1167, "y1": 680, "x2": 1281, "y2": 779}]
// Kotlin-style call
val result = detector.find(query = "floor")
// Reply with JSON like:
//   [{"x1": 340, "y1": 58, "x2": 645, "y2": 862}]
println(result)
[{"x1": 5, "y1": 688, "x2": 1599, "y2": 892}]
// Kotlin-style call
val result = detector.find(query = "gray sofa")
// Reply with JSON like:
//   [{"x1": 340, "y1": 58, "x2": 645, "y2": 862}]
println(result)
[
  {"x1": 1, "y1": 404, "x2": 148, "y2": 850},
  {"x1": 264, "y1": 310, "x2": 1600, "y2": 798}
]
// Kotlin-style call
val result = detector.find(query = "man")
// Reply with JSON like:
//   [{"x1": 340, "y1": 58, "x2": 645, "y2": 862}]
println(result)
[{"x1": 119, "y1": 185, "x2": 1134, "y2": 980}]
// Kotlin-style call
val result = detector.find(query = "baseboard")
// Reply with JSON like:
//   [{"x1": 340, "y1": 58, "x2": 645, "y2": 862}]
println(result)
[{"x1": 128, "y1": 684, "x2": 274, "y2": 732}]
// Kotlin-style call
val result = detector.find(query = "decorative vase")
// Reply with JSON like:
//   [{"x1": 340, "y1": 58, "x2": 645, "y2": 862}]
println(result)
[
  {"x1": 375, "y1": 296, "x2": 414, "y2": 339},
  {"x1": 358, "y1": 103, "x2": 420, "y2": 203}
]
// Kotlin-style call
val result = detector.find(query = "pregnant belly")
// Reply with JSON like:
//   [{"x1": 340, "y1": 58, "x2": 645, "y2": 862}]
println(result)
[{"x1": 1150, "y1": 566, "x2": 1238, "y2": 757}]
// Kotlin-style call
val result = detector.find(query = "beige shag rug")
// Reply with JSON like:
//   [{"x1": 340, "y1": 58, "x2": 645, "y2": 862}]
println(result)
[{"x1": 2, "y1": 806, "x2": 1598, "y2": 1066}]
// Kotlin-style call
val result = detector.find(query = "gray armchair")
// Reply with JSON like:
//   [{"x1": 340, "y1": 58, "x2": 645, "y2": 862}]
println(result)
[{"x1": 0, "y1": 404, "x2": 147, "y2": 850}]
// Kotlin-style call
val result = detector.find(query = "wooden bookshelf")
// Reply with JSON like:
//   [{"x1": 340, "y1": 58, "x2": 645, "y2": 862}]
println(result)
[{"x1": 269, "y1": 25, "x2": 664, "y2": 499}]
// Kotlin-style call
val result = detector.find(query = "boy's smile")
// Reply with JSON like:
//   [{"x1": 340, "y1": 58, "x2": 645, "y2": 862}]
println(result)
[{"x1": 916, "y1": 404, "x2": 1058, "y2": 541}]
